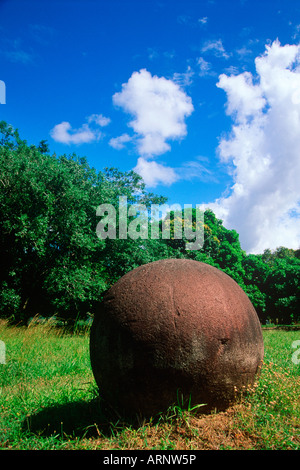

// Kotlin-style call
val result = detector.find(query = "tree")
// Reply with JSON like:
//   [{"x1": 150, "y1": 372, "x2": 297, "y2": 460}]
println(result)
[
  {"x1": 0, "y1": 122, "x2": 168, "y2": 322},
  {"x1": 242, "y1": 254, "x2": 270, "y2": 321},
  {"x1": 37, "y1": 140, "x2": 49, "y2": 154},
  {"x1": 195, "y1": 209, "x2": 246, "y2": 287},
  {"x1": 264, "y1": 256, "x2": 300, "y2": 324},
  {"x1": 1, "y1": 122, "x2": 298, "y2": 325}
]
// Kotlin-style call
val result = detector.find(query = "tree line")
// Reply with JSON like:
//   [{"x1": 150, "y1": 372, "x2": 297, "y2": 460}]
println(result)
[{"x1": 0, "y1": 121, "x2": 299, "y2": 325}]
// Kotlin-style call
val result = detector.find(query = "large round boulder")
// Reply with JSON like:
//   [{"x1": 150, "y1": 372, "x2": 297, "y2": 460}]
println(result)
[{"x1": 90, "y1": 259, "x2": 264, "y2": 417}]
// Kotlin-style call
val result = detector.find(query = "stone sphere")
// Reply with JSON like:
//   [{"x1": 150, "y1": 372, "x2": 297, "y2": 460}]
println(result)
[{"x1": 90, "y1": 259, "x2": 264, "y2": 417}]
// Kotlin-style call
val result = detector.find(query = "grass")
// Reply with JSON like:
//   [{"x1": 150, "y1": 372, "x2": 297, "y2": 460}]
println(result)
[{"x1": 0, "y1": 318, "x2": 299, "y2": 450}]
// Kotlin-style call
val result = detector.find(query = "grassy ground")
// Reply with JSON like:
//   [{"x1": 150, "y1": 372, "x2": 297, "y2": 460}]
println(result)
[{"x1": 0, "y1": 319, "x2": 299, "y2": 450}]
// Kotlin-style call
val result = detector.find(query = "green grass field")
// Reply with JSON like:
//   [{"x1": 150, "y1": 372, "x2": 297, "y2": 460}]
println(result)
[{"x1": 0, "y1": 319, "x2": 299, "y2": 450}]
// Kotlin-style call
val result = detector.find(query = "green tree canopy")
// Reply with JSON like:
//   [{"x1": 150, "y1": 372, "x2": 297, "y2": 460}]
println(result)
[
  {"x1": 0, "y1": 122, "x2": 168, "y2": 322},
  {"x1": 0, "y1": 121, "x2": 299, "y2": 325}
]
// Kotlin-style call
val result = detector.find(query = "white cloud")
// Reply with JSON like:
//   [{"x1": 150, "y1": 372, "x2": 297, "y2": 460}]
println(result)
[
  {"x1": 133, "y1": 157, "x2": 179, "y2": 187},
  {"x1": 133, "y1": 156, "x2": 214, "y2": 189},
  {"x1": 109, "y1": 133, "x2": 132, "y2": 150},
  {"x1": 112, "y1": 69, "x2": 194, "y2": 156},
  {"x1": 223, "y1": 65, "x2": 240, "y2": 76},
  {"x1": 197, "y1": 57, "x2": 215, "y2": 77},
  {"x1": 111, "y1": 69, "x2": 201, "y2": 188},
  {"x1": 50, "y1": 113, "x2": 110, "y2": 145},
  {"x1": 201, "y1": 39, "x2": 230, "y2": 59},
  {"x1": 236, "y1": 46, "x2": 252, "y2": 58},
  {"x1": 217, "y1": 71, "x2": 266, "y2": 123},
  {"x1": 198, "y1": 16, "x2": 208, "y2": 25},
  {"x1": 50, "y1": 121, "x2": 100, "y2": 144},
  {"x1": 173, "y1": 65, "x2": 194, "y2": 87},
  {"x1": 87, "y1": 113, "x2": 111, "y2": 126},
  {"x1": 207, "y1": 40, "x2": 300, "y2": 253},
  {"x1": 179, "y1": 159, "x2": 215, "y2": 182}
]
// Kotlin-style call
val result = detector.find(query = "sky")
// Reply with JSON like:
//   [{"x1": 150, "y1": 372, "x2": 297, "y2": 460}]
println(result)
[{"x1": 1, "y1": 0, "x2": 300, "y2": 254}]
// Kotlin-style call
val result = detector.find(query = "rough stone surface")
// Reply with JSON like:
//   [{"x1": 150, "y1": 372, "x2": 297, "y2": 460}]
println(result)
[{"x1": 90, "y1": 259, "x2": 264, "y2": 417}]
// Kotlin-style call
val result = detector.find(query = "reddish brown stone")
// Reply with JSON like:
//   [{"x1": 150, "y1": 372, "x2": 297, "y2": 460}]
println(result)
[{"x1": 90, "y1": 259, "x2": 264, "y2": 418}]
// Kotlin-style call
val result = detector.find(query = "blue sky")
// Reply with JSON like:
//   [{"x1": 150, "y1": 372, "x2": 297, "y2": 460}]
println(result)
[{"x1": 1, "y1": 0, "x2": 300, "y2": 253}]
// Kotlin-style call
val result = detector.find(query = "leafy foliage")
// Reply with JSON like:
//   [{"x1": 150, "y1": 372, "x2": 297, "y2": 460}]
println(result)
[
  {"x1": 0, "y1": 121, "x2": 299, "y2": 324},
  {"x1": 0, "y1": 122, "x2": 167, "y2": 322}
]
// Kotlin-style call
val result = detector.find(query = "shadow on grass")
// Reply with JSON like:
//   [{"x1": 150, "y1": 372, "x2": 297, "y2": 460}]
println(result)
[
  {"x1": 22, "y1": 396, "x2": 137, "y2": 440},
  {"x1": 22, "y1": 393, "x2": 211, "y2": 441}
]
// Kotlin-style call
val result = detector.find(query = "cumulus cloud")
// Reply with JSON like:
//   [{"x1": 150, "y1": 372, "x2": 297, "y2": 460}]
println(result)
[
  {"x1": 50, "y1": 121, "x2": 100, "y2": 144},
  {"x1": 133, "y1": 156, "x2": 214, "y2": 188},
  {"x1": 87, "y1": 113, "x2": 111, "y2": 126},
  {"x1": 207, "y1": 40, "x2": 300, "y2": 253},
  {"x1": 109, "y1": 133, "x2": 132, "y2": 150},
  {"x1": 217, "y1": 71, "x2": 266, "y2": 122},
  {"x1": 112, "y1": 69, "x2": 194, "y2": 157},
  {"x1": 133, "y1": 157, "x2": 179, "y2": 187},
  {"x1": 111, "y1": 69, "x2": 194, "y2": 187},
  {"x1": 50, "y1": 113, "x2": 110, "y2": 145}
]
